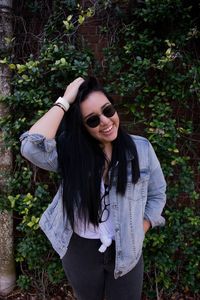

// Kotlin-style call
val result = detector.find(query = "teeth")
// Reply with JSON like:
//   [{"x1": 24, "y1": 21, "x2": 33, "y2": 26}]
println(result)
[{"x1": 102, "y1": 125, "x2": 112, "y2": 133}]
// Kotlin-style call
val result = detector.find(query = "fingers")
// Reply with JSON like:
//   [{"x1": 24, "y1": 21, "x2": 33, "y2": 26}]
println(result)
[
  {"x1": 63, "y1": 77, "x2": 85, "y2": 104},
  {"x1": 67, "y1": 77, "x2": 84, "y2": 89},
  {"x1": 69, "y1": 77, "x2": 84, "y2": 86}
]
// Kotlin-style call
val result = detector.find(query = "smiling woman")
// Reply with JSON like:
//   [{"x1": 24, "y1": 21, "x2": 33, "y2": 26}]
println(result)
[
  {"x1": 20, "y1": 77, "x2": 166, "y2": 300},
  {"x1": 80, "y1": 91, "x2": 119, "y2": 150}
]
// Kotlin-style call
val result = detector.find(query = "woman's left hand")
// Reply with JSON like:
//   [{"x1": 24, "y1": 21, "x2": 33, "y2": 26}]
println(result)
[{"x1": 143, "y1": 219, "x2": 151, "y2": 234}]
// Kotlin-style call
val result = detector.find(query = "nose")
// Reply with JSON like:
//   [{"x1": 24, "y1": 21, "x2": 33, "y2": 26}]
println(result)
[{"x1": 99, "y1": 114, "x2": 110, "y2": 125}]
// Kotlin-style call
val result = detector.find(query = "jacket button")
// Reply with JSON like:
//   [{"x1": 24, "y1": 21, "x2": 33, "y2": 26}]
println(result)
[
  {"x1": 117, "y1": 271, "x2": 122, "y2": 276},
  {"x1": 117, "y1": 251, "x2": 121, "y2": 256}
]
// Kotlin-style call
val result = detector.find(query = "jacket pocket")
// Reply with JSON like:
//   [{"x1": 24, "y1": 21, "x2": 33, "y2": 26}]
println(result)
[{"x1": 126, "y1": 169, "x2": 149, "y2": 201}]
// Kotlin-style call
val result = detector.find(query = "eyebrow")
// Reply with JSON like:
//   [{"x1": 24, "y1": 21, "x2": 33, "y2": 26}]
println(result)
[{"x1": 83, "y1": 103, "x2": 111, "y2": 120}]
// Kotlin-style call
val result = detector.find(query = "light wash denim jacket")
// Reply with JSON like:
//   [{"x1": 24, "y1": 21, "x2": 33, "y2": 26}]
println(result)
[{"x1": 20, "y1": 132, "x2": 166, "y2": 279}]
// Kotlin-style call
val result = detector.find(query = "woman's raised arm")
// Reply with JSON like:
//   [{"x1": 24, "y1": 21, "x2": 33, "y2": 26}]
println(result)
[{"x1": 29, "y1": 77, "x2": 84, "y2": 139}]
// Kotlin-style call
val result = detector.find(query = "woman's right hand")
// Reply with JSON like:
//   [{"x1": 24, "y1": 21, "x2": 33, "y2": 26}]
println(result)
[
  {"x1": 28, "y1": 77, "x2": 84, "y2": 138},
  {"x1": 63, "y1": 77, "x2": 85, "y2": 104}
]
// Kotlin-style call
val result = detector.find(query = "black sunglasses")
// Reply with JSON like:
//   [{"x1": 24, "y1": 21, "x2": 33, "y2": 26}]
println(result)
[
  {"x1": 85, "y1": 104, "x2": 116, "y2": 128},
  {"x1": 99, "y1": 185, "x2": 110, "y2": 223}
]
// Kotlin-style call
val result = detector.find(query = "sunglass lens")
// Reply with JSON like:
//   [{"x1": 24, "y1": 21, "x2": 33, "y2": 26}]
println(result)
[
  {"x1": 86, "y1": 115, "x2": 100, "y2": 128},
  {"x1": 103, "y1": 105, "x2": 116, "y2": 117}
]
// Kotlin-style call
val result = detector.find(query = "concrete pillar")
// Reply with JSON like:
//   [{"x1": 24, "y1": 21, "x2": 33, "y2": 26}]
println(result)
[{"x1": 0, "y1": 0, "x2": 16, "y2": 296}]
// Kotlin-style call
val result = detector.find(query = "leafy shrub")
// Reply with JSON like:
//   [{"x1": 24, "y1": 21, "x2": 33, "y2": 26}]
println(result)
[
  {"x1": 101, "y1": 3, "x2": 200, "y2": 296},
  {"x1": 0, "y1": 0, "x2": 199, "y2": 298},
  {"x1": 0, "y1": 1, "x2": 94, "y2": 296},
  {"x1": 143, "y1": 208, "x2": 200, "y2": 298}
]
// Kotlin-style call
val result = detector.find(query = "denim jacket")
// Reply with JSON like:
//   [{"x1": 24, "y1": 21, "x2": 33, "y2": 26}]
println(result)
[{"x1": 20, "y1": 132, "x2": 166, "y2": 279}]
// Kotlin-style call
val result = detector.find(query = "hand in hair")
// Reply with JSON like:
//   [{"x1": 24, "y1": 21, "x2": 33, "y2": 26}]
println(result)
[{"x1": 63, "y1": 77, "x2": 85, "y2": 104}]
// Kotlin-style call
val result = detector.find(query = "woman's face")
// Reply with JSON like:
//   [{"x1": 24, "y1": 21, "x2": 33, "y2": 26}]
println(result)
[{"x1": 80, "y1": 91, "x2": 120, "y2": 146}]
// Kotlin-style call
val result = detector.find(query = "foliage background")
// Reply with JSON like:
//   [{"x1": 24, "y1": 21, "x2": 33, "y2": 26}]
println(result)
[{"x1": 0, "y1": 0, "x2": 200, "y2": 299}]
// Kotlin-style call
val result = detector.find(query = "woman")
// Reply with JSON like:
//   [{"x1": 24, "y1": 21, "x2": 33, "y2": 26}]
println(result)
[{"x1": 20, "y1": 77, "x2": 166, "y2": 300}]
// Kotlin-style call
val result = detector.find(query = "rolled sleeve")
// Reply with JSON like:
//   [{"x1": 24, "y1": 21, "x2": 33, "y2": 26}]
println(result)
[
  {"x1": 144, "y1": 142, "x2": 167, "y2": 228},
  {"x1": 20, "y1": 131, "x2": 58, "y2": 172}
]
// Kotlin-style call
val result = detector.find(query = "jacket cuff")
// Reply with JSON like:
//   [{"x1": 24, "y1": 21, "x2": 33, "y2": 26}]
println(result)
[
  {"x1": 144, "y1": 213, "x2": 166, "y2": 228},
  {"x1": 20, "y1": 131, "x2": 56, "y2": 153}
]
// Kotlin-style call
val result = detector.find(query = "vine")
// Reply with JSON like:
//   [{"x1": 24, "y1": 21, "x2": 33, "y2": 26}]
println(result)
[{"x1": 0, "y1": 0, "x2": 199, "y2": 298}]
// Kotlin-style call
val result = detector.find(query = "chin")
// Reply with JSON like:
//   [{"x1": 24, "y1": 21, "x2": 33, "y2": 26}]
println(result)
[{"x1": 102, "y1": 133, "x2": 118, "y2": 144}]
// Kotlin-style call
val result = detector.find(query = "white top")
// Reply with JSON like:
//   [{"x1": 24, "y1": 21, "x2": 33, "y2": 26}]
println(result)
[{"x1": 74, "y1": 180, "x2": 115, "y2": 252}]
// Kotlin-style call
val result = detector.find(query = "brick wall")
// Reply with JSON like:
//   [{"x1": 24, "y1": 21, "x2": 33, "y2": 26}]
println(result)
[{"x1": 78, "y1": 12, "x2": 108, "y2": 62}]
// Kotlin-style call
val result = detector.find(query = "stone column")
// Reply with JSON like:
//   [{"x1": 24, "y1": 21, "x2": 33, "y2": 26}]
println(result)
[{"x1": 0, "y1": 0, "x2": 16, "y2": 296}]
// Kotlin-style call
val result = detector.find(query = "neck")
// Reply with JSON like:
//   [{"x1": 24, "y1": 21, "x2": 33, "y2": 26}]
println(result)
[
  {"x1": 100, "y1": 142, "x2": 112, "y2": 183},
  {"x1": 102, "y1": 142, "x2": 112, "y2": 161}
]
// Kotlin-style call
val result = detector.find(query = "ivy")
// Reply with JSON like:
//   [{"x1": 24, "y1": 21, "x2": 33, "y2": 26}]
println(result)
[
  {"x1": 143, "y1": 208, "x2": 200, "y2": 297},
  {"x1": 0, "y1": 0, "x2": 199, "y2": 298},
  {"x1": 102, "y1": 0, "x2": 200, "y2": 297},
  {"x1": 0, "y1": 1, "x2": 94, "y2": 296}
]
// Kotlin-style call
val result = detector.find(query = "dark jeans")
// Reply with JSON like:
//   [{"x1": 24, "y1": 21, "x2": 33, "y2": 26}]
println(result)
[{"x1": 62, "y1": 233, "x2": 144, "y2": 300}]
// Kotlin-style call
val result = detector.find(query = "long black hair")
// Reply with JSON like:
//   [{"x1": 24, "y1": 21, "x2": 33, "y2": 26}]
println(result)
[{"x1": 56, "y1": 77, "x2": 140, "y2": 229}]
